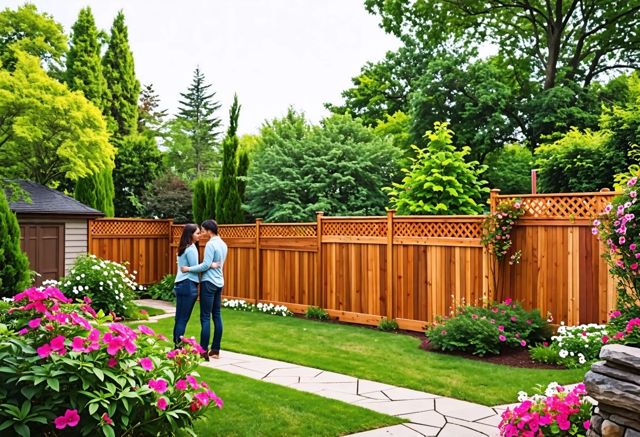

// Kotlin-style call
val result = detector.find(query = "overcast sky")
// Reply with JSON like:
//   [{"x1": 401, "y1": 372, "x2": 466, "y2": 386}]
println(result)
[{"x1": 7, "y1": 0, "x2": 400, "y2": 135}]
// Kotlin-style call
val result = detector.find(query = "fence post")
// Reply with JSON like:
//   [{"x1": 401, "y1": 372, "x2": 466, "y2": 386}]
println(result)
[
  {"x1": 489, "y1": 188, "x2": 500, "y2": 214},
  {"x1": 484, "y1": 189, "x2": 501, "y2": 305},
  {"x1": 255, "y1": 218, "x2": 262, "y2": 304},
  {"x1": 316, "y1": 211, "x2": 324, "y2": 308},
  {"x1": 167, "y1": 219, "x2": 173, "y2": 278},
  {"x1": 386, "y1": 209, "x2": 395, "y2": 319}
]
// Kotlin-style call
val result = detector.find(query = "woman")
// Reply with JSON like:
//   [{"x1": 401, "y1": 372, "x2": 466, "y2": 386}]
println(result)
[{"x1": 172, "y1": 223, "x2": 201, "y2": 349}]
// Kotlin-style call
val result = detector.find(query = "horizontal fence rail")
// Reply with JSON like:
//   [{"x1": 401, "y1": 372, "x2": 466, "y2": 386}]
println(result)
[{"x1": 88, "y1": 190, "x2": 619, "y2": 331}]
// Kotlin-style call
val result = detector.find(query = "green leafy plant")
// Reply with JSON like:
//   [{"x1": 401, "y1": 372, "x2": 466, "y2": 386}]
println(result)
[
  {"x1": 377, "y1": 317, "x2": 399, "y2": 331},
  {"x1": 482, "y1": 198, "x2": 525, "y2": 263},
  {"x1": 146, "y1": 274, "x2": 176, "y2": 302},
  {"x1": 305, "y1": 306, "x2": 329, "y2": 321},
  {"x1": 386, "y1": 122, "x2": 489, "y2": 215},
  {"x1": 426, "y1": 298, "x2": 549, "y2": 356},
  {"x1": 59, "y1": 255, "x2": 142, "y2": 316},
  {"x1": 0, "y1": 189, "x2": 31, "y2": 298},
  {"x1": 530, "y1": 323, "x2": 607, "y2": 368},
  {"x1": 0, "y1": 286, "x2": 221, "y2": 436}
]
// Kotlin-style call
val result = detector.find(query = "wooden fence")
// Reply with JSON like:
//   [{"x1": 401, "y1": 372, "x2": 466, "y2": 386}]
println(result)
[{"x1": 88, "y1": 190, "x2": 618, "y2": 331}]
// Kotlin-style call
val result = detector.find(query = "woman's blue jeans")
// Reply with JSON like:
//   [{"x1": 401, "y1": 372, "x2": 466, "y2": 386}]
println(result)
[
  {"x1": 200, "y1": 281, "x2": 223, "y2": 353},
  {"x1": 173, "y1": 279, "x2": 198, "y2": 347}
]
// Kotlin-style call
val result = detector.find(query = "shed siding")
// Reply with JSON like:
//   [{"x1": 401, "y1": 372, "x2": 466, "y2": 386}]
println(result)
[{"x1": 65, "y1": 219, "x2": 88, "y2": 273}]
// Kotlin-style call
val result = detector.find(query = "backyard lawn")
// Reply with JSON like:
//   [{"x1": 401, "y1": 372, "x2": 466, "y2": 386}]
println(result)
[
  {"x1": 150, "y1": 305, "x2": 587, "y2": 406},
  {"x1": 180, "y1": 367, "x2": 403, "y2": 436}
]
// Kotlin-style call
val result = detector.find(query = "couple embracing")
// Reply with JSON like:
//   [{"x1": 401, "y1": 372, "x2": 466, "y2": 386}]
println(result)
[{"x1": 173, "y1": 219, "x2": 228, "y2": 361}]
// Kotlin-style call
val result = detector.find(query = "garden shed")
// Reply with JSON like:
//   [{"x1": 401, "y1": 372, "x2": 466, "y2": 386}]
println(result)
[{"x1": 7, "y1": 180, "x2": 103, "y2": 285}]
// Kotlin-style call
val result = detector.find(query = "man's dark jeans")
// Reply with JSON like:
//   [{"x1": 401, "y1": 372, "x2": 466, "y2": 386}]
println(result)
[
  {"x1": 200, "y1": 281, "x2": 223, "y2": 352},
  {"x1": 173, "y1": 279, "x2": 198, "y2": 347}
]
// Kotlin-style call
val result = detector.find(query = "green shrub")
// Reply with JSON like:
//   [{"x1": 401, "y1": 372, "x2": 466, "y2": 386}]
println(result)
[
  {"x1": 147, "y1": 274, "x2": 176, "y2": 302},
  {"x1": 0, "y1": 286, "x2": 221, "y2": 436},
  {"x1": 59, "y1": 255, "x2": 142, "y2": 316},
  {"x1": 305, "y1": 306, "x2": 329, "y2": 321},
  {"x1": 0, "y1": 189, "x2": 31, "y2": 298},
  {"x1": 530, "y1": 323, "x2": 607, "y2": 368},
  {"x1": 378, "y1": 317, "x2": 399, "y2": 331},
  {"x1": 426, "y1": 298, "x2": 549, "y2": 356},
  {"x1": 529, "y1": 343, "x2": 559, "y2": 365}
]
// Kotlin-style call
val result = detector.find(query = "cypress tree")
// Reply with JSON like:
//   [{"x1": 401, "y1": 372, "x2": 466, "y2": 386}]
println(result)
[
  {"x1": 0, "y1": 189, "x2": 31, "y2": 297},
  {"x1": 102, "y1": 10, "x2": 140, "y2": 138},
  {"x1": 192, "y1": 179, "x2": 206, "y2": 224},
  {"x1": 216, "y1": 94, "x2": 243, "y2": 223},
  {"x1": 204, "y1": 178, "x2": 217, "y2": 220},
  {"x1": 236, "y1": 150, "x2": 249, "y2": 202},
  {"x1": 67, "y1": 7, "x2": 115, "y2": 216}
]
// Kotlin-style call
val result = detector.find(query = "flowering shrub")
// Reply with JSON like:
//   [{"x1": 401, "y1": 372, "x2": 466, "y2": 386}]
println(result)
[
  {"x1": 59, "y1": 255, "x2": 144, "y2": 316},
  {"x1": 482, "y1": 198, "x2": 525, "y2": 263},
  {"x1": 499, "y1": 382, "x2": 592, "y2": 436},
  {"x1": 606, "y1": 308, "x2": 640, "y2": 347},
  {"x1": 530, "y1": 323, "x2": 608, "y2": 368},
  {"x1": 426, "y1": 298, "x2": 549, "y2": 356},
  {"x1": 0, "y1": 286, "x2": 221, "y2": 436},
  {"x1": 222, "y1": 299, "x2": 293, "y2": 317}
]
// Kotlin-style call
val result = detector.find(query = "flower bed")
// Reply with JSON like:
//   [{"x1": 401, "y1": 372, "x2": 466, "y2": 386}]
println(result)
[
  {"x1": 0, "y1": 286, "x2": 221, "y2": 436},
  {"x1": 499, "y1": 382, "x2": 592, "y2": 436},
  {"x1": 222, "y1": 299, "x2": 293, "y2": 317},
  {"x1": 530, "y1": 323, "x2": 608, "y2": 368},
  {"x1": 425, "y1": 298, "x2": 549, "y2": 356}
]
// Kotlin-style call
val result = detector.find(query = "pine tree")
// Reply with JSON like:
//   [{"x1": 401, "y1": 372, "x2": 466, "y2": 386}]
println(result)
[
  {"x1": 0, "y1": 189, "x2": 31, "y2": 297},
  {"x1": 236, "y1": 150, "x2": 249, "y2": 202},
  {"x1": 216, "y1": 94, "x2": 243, "y2": 224},
  {"x1": 138, "y1": 83, "x2": 167, "y2": 135},
  {"x1": 192, "y1": 179, "x2": 206, "y2": 224},
  {"x1": 204, "y1": 178, "x2": 217, "y2": 220},
  {"x1": 102, "y1": 10, "x2": 140, "y2": 138},
  {"x1": 176, "y1": 67, "x2": 222, "y2": 177},
  {"x1": 67, "y1": 7, "x2": 114, "y2": 216}
]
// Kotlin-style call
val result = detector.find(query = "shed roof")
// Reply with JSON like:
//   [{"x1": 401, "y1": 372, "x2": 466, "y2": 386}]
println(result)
[{"x1": 6, "y1": 180, "x2": 104, "y2": 218}]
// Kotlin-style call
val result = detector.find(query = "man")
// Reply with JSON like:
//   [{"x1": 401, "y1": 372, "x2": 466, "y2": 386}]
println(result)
[{"x1": 182, "y1": 219, "x2": 228, "y2": 360}]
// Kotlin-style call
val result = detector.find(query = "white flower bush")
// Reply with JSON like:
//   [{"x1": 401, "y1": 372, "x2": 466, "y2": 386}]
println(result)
[
  {"x1": 531, "y1": 322, "x2": 608, "y2": 368},
  {"x1": 222, "y1": 299, "x2": 293, "y2": 317},
  {"x1": 59, "y1": 254, "x2": 144, "y2": 316}
]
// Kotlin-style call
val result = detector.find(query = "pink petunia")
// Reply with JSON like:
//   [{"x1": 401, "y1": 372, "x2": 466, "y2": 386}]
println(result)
[
  {"x1": 148, "y1": 378, "x2": 168, "y2": 394},
  {"x1": 520, "y1": 340, "x2": 527, "y2": 347},
  {"x1": 504, "y1": 298, "x2": 513, "y2": 305},
  {"x1": 28, "y1": 318, "x2": 41, "y2": 329},
  {"x1": 54, "y1": 409, "x2": 80, "y2": 430},
  {"x1": 498, "y1": 325, "x2": 505, "y2": 332},
  {"x1": 157, "y1": 397, "x2": 168, "y2": 410},
  {"x1": 139, "y1": 357, "x2": 154, "y2": 371},
  {"x1": 138, "y1": 325, "x2": 155, "y2": 336},
  {"x1": 499, "y1": 335, "x2": 507, "y2": 342},
  {"x1": 511, "y1": 316, "x2": 517, "y2": 322},
  {"x1": 175, "y1": 379, "x2": 188, "y2": 391},
  {"x1": 37, "y1": 343, "x2": 52, "y2": 358},
  {"x1": 18, "y1": 328, "x2": 28, "y2": 335},
  {"x1": 602, "y1": 336, "x2": 609, "y2": 344}
]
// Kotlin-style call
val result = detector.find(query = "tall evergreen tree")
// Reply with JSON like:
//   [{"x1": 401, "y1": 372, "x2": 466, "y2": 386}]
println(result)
[
  {"x1": 175, "y1": 67, "x2": 222, "y2": 177},
  {"x1": 216, "y1": 94, "x2": 243, "y2": 223},
  {"x1": 0, "y1": 188, "x2": 31, "y2": 297},
  {"x1": 67, "y1": 7, "x2": 114, "y2": 216},
  {"x1": 236, "y1": 149, "x2": 249, "y2": 202},
  {"x1": 102, "y1": 10, "x2": 140, "y2": 138},
  {"x1": 138, "y1": 83, "x2": 167, "y2": 135},
  {"x1": 204, "y1": 178, "x2": 216, "y2": 220},
  {"x1": 192, "y1": 178, "x2": 206, "y2": 224}
]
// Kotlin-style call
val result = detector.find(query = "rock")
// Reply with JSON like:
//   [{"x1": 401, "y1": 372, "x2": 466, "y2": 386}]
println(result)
[
  {"x1": 610, "y1": 414, "x2": 640, "y2": 433},
  {"x1": 592, "y1": 414, "x2": 604, "y2": 432},
  {"x1": 589, "y1": 429, "x2": 602, "y2": 437},
  {"x1": 591, "y1": 361, "x2": 640, "y2": 384},
  {"x1": 625, "y1": 429, "x2": 640, "y2": 437},
  {"x1": 602, "y1": 420, "x2": 625, "y2": 437},
  {"x1": 600, "y1": 406, "x2": 640, "y2": 424},
  {"x1": 600, "y1": 345, "x2": 640, "y2": 369},
  {"x1": 585, "y1": 371, "x2": 640, "y2": 414}
]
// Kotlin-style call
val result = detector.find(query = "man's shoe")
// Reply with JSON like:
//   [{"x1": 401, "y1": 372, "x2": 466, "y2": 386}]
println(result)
[{"x1": 208, "y1": 350, "x2": 220, "y2": 359}]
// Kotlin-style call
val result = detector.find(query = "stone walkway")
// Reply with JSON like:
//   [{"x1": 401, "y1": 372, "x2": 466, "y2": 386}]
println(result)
[{"x1": 136, "y1": 300, "x2": 512, "y2": 436}]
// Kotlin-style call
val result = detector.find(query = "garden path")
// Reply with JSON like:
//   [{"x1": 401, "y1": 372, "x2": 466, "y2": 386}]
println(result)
[{"x1": 136, "y1": 299, "x2": 513, "y2": 436}]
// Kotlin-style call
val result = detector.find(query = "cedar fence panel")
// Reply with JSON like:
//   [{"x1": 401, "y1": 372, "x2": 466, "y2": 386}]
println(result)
[{"x1": 88, "y1": 190, "x2": 619, "y2": 331}]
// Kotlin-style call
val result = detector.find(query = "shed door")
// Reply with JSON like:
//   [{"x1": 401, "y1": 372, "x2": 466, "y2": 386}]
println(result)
[{"x1": 19, "y1": 223, "x2": 65, "y2": 286}]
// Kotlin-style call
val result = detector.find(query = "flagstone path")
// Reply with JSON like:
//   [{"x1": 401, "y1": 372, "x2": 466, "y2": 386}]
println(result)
[{"x1": 136, "y1": 299, "x2": 513, "y2": 436}]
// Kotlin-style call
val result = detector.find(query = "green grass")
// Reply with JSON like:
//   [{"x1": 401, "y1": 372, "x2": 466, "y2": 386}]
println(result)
[
  {"x1": 180, "y1": 367, "x2": 403, "y2": 437},
  {"x1": 137, "y1": 305, "x2": 166, "y2": 317},
  {"x1": 152, "y1": 305, "x2": 587, "y2": 406}
]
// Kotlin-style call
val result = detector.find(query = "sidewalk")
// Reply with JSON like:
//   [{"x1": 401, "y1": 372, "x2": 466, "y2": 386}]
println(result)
[{"x1": 137, "y1": 299, "x2": 510, "y2": 436}]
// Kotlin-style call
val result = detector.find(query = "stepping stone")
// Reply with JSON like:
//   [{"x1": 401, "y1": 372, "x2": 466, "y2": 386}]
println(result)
[
  {"x1": 301, "y1": 371, "x2": 358, "y2": 384},
  {"x1": 404, "y1": 423, "x2": 441, "y2": 436},
  {"x1": 477, "y1": 414, "x2": 502, "y2": 427},
  {"x1": 269, "y1": 367, "x2": 323, "y2": 378},
  {"x1": 208, "y1": 364, "x2": 265, "y2": 379},
  {"x1": 358, "y1": 379, "x2": 396, "y2": 394},
  {"x1": 399, "y1": 410, "x2": 445, "y2": 428},
  {"x1": 347, "y1": 424, "x2": 424, "y2": 436},
  {"x1": 262, "y1": 376, "x2": 299, "y2": 386},
  {"x1": 364, "y1": 399, "x2": 435, "y2": 416},
  {"x1": 438, "y1": 423, "x2": 487, "y2": 436},
  {"x1": 319, "y1": 390, "x2": 365, "y2": 403},
  {"x1": 383, "y1": 387, "x2": 439, "y2": 401},
  {"x1": 435, "y1": 398, "x2": 495, "y2": 421},
  {"x1": 359, "y1": 390, "x2": 390, "y2": 401},
  {"x1": 448, "y1": 417, "x2": 500, "y2": 436}
]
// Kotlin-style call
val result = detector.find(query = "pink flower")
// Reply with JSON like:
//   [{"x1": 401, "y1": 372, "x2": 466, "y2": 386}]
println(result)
[
  {"x1": 602, "y1": 336, "x2": 609, "y2": 344},
  {"x1": 631, "y1": 243, "x2": 638, "y2": 251},
  {"x1": 471, "y1": 314, "x2": 478, "y2": 320},
  {"x1": 157, "y1": 397, "x2": 168, "y2": 410},
  {"x1": 511, "y1": 316, "x2": 517, "y2": 322},
  {"x1": 504, "y1": 298, "x2": 513, "y2": 305},
  {"x1": 37, "y1": 343, "x2": 52, "y2": 358},
  {"x1": 148, "y1": 378, "x2": 168, "y2": 394},
  {"x1": 72, "y1": 336, "x2": 86, "y2": 352},
  {"x1": 604, "y1": 204, "x2": 612, "y2": 213},
  {"x1": 592, "y1": 227, "x2": 598, "y2": 235},
  {"x1": 28, "y1": 318, "x2": 41, "y2": 329},
  {"x1": 54, "y1": 409, "x2": 80, "y2": 429},
  {"x1": 18, "y1": 328, "x2": 28, "y2": 335},
  {"x1": 139, "y1": 357, "x2": 154, "y2": 371},
  {"x1": 526, "y1": 319, "x2": 532, "y2": 324},
  {"x1": 583, "y1": 420, "x2": 591, "y2": 430},
  {"x1": 492, "y1": 307, "x2": 499, "y2": 313},
  {"x1": 632, "y1": 263, "x2": 639, "y2": 271},
  {"x1": 616, "y1": 259, "x2": 625, "y2": 267},
  {"x1": 195, "y1": 392, "x2": 211, "y2": 406},
  {"x1": 543, "y1": 342, "x2": 549, "y2": 347},
  {"x1": 138, "y1": 325, "x2": 155, "y2": 336},
  {"x1": 614, "y1": 331, "x2": 625, "y2": 340},
  {"x1": 619, "y1": 236, "x2": 626, "y2": 245},
  {"x1": 498, "y1": 325, "x2": 505, "y2": 332},
  {"x1": 499, "y1": 335, "x2": 507, "y2": 342},
  {"x1": 186, "y1": 375, "x2": 200, "y2": 390},
  {"x1": 107, "y1": 358, "x2": 118, "y2": 368},
  {"x1": 514, "y1": 202, "x2": 521, "y2": 209},
  {"x1": 520, "y1": 340, "x2": 527, "y2": 347},
  {"x1": 207, "y1": 390, "x2": 224, "y2": 408},
  {"x1": 628, "y1": 176, "x2": 637, "y2": 186},
  {"x1": 101, "y1": 413, "x2": 113, "y2": 425},
  {"x1": 610, "y1": 310, "x2": 622, "y2": 318},
  {"x1": 631, "y1": 191, "x2": 638, "y2": 199},
  {"x1": 175, "y1": 379, "x2": 188, "y2": 391}
]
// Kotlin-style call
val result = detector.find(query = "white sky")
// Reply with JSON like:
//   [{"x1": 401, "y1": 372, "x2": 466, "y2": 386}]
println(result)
[{"x1": 7, "y1": 0, "x2": 401, "y2": 135}]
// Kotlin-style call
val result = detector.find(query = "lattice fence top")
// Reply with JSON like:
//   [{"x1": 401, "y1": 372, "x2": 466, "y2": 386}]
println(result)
[
  {"x1": 323, "y1": 220, "x2": 387, "y2": 237},
  {"x1": 260, "y1": 224, "x2": 317, "y2": 237},
  {"x1": 218, "y1": 225, "x2": 256, "y2": 239},
  {"x1": 90, "y1": 219, "x2": 170, "y2": 237},
  {"x1": 497, "y1": 193, "x2": 617, "y2": 219},
  {"x1": 394, "y1": 220, "x2": 482, "y2": 239}
]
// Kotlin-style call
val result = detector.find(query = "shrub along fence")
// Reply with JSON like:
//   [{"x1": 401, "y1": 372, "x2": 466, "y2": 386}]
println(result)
[{"x1": 88, "y1": 190, "x2": 617, "y2": 331}]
